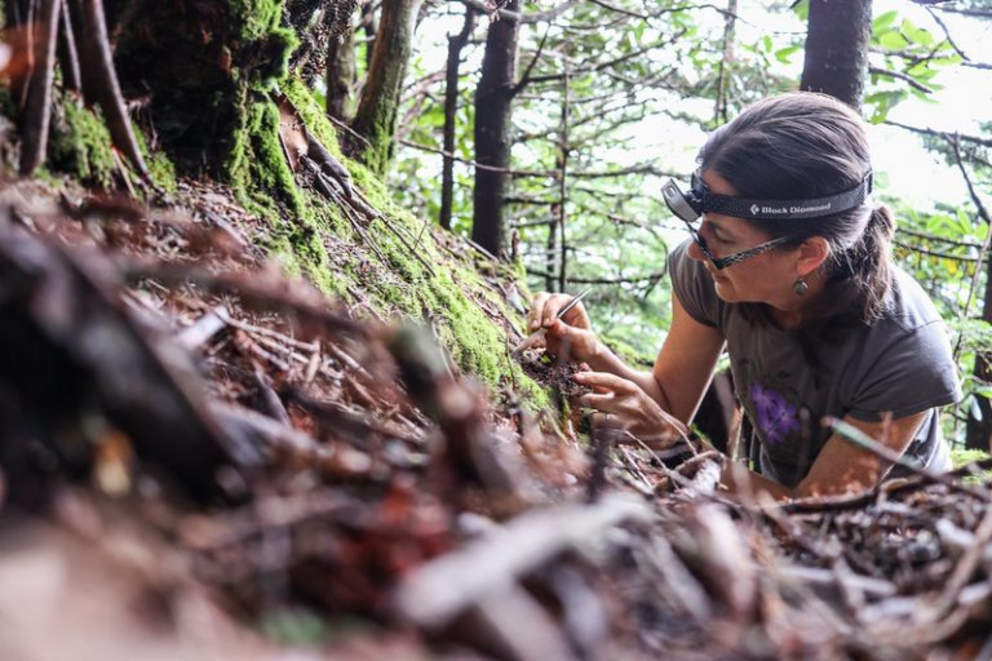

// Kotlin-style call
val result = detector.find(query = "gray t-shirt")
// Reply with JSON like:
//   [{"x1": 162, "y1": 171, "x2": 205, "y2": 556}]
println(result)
[{"x1": 669, "y1": 240, "x2": 961, "y2": 487}]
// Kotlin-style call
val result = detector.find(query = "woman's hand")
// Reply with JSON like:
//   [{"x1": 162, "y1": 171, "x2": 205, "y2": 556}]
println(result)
[
  {"x1": 526, "y1": 292, "x2": 599, "y2": 363},
  {"x1": 574, "y1": 371, "x2": 689, "y2": 448}
]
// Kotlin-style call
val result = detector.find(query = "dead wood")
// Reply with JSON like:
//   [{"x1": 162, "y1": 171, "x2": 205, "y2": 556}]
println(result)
[
  {"x1": 393, "y1": 492, "x2": 650, "y2": 628},
  {"x1": 0, "y1": 218, "x2": 236, "y2": 503}
]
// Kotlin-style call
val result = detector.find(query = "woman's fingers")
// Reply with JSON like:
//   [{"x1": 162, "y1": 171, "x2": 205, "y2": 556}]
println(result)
[
  {"x1": 527, "y1": 292, "x2": 551, "y2": 331},
  {"x1": 540, "y1": 293, "x2": 574, "y2": 327},
  {"x1": 579, "y1": 391, "x2": 616, "y2": 410},
  {"x1": 573, "y1": 371, "x2": 637, "y2": 395},
  {"x1": 527, "y1": 293, "x2": 573, "y2": 330}
]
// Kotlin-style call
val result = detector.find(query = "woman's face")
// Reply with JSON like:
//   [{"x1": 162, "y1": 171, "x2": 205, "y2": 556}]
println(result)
[{"x1": 686, "y1": 169, "x2": 803, "y2": 309}]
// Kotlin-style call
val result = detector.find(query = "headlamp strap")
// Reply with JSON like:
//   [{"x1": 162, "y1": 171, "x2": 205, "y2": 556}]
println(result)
[{"x1": 701, "y1": 171, "x2": 873, "y2": 221}]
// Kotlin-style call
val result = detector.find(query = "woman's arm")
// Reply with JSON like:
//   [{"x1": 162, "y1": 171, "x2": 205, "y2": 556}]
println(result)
[
  {"x1": 722, "y1": 411, "x2": 929, "y2": 500},
  {"x1": 572, "y1": 294, "x2": 726, "y2": 444},
  {"x1": 584, "y1": 294, "x2": 725, "y2": 425}
]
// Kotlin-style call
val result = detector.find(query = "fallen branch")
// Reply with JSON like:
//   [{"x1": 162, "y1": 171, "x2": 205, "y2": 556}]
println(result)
[{"x1": 393, "y1": 493, "x2": 651, "y2": 628}]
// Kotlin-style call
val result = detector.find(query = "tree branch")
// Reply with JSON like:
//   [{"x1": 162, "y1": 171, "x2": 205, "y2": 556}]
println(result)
[
  {"x1": 511, "y1": 23, "x2": 550, "y2": 96},
  {"x1": 868, "y1": 65, "x2": 934, "y2": 93},
  {"x1": 399, "y1": 138, "x2": 548, "y2": 176},
  {"x1": 883, "y1": 119, "x2": 992, "y2": 149}
]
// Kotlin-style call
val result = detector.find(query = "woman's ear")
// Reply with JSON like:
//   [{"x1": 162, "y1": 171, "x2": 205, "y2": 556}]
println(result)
[{"x1": 796, "y1": 236, "x2": 830, "y2": 276}]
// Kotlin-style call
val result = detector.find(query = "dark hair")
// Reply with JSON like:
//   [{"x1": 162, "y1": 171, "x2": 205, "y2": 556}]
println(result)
[{"x1": 698, "y1": 92, "x2": 894, "y2": 326}]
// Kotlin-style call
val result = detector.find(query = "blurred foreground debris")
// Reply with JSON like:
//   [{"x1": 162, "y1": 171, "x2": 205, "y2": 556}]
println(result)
[{"x1": 2, "y1": 183, "x2": 992, "y2": 660}]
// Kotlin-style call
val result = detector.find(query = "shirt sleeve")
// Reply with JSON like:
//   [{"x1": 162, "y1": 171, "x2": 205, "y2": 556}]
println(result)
[
  {"x1": 668, "y1": 239, "x2": 722, "y2": 328},
  {"x1": 846, "y1": 318, "x2": 962, "y2": 421}
]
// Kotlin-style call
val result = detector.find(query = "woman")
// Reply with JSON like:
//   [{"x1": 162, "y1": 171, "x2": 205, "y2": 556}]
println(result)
[{"x1": 528, "y1": 92, "x2": 961, "y2": 500}]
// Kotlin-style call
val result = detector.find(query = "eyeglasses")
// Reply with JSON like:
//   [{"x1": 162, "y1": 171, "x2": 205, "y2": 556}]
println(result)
[{"x1": 661, "y1": 178, "x2": 787, "y2": 270}]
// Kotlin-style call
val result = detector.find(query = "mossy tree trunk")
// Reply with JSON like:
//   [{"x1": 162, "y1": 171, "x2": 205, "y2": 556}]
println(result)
[
  {"x1": 472, "y1": 0, "x2": 520, "y2": 257},
  {"x1": 348, "y1": 0, "x2": 423, "y2": 174},
  {"x1": 800, "y1": 0, "x2": 872, "y2": 110}
]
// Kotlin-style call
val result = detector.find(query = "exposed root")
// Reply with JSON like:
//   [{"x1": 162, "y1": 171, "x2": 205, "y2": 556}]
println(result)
[{"x1": 17, "y1": 0, "x2": 59, "y2": 174}]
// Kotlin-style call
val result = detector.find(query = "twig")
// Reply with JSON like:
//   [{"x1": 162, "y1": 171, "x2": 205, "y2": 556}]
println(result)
[
  {"x1": 393, "y1": 493, "x2": 651, "y2": 628},
  {"x1": 119, "y1": 259, "x2": 367, "y2": 338},
  {"x1": 176, "y1": 305, "x2": 229, "y2": 351}
]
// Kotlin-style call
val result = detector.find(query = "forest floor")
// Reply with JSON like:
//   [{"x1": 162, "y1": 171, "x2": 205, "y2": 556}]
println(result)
[{"x1": 2, "y1": 173, "x2": 992, "y2": 661}]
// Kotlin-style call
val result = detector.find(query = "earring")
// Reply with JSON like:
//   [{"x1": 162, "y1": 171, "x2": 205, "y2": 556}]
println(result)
[{"x1": 793, "y1": 277, "x2": 808, "y2": 297}]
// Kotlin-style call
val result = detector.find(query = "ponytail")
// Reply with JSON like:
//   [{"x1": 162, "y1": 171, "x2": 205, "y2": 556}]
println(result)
[{"x1": 829, "y1": 204, "x2": 894, "y2": 324}]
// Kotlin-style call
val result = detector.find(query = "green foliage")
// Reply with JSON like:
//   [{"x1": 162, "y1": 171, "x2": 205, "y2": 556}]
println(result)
[{"x1": 865, "y1": 11, "x2": 961, "y2": 122}]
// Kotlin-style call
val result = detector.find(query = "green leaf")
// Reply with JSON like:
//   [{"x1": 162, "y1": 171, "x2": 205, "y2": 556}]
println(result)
[
  {"x1": 792, "y1": 0, "x2": 809, "y2": 21},
  {"x1": 878, "y1": 30, "x2": 908, "y2": 50},
  {"x1": 873, "y1": 10, "x2": 898, "y2": 33},
  {"x1": 774, "y1": 45, "x2": 801, "y2": 65},
  {"x1": 900, "y1": 19, "x2": 934, "y2": 47}
]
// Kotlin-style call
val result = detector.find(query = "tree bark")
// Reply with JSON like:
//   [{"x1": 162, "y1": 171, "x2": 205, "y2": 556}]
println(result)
[
  {"x1": 472, "y1": 0, "x2": 520, "y2": 258},
  {"x1": 439, "y1": 7, "x2": 474, "y2": 231},
  {"x1": 800, "y1": 0, "x2": 872, "y2": 110},
  {"x1": 966, "y1": 259, "x2": 992, "y2": 451},
  {"x1": 326, "y1": 25, "x2": 356, "y2": 122},
  {"x1": 350, "y1": 0, "x2": 423, "y2": 173}
]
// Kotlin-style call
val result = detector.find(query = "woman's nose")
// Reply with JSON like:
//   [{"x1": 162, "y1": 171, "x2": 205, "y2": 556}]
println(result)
[{"x1": 687, "y1": 238, "x2": 706, "y2": 262}]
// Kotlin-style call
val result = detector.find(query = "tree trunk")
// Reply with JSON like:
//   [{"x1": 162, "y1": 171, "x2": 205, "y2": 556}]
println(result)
[
  {"x1": 800, "y1": 0, "x2": 872, "y2": 110},
  {"x1": 350, "y1": 0, "x2": 423, "y2": 174},
  {"x1": 439, "y1": 7, "x2": 474, "y2": 231},
  {"x1": 472, "y1": 0, "x2": 520, "y2": 258},
  {"x1": 326, "y1": 25, "x2": 356, "y2": 122},
  {"x1": 966, "y1": 259, "x2": 992, "y2": 451}
]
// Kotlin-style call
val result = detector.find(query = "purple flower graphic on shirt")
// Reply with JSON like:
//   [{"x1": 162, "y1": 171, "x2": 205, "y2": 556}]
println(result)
[{"x1": 750, "y1": 381, "x2": 800, "y2": 445}]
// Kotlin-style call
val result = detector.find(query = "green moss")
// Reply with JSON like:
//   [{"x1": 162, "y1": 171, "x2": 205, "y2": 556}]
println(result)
[
  {"x1": 281, "y1": 77, "x2": 344, "y2": 161},
  {"x1": 228, "y1": 0, "x2": 297, "y2": 92},
  {"x1": 225, "y1": 97, "x2": 306, "y2": 221},
  {"x1": 48, "y1": 95, "x2": 117, "y2": 187},
  {"x1": 231, "y1": 73, "x2": 549, "y2": 408},
  {"x1": 131, "y1": 128, "x2": 177, "y2": 193}
]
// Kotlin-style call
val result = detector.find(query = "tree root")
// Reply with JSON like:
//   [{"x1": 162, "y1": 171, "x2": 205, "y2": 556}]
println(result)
[
  {"x1": 67, "y1": 0, "x2": 148, "y2": 179},
  {"x1": 8, "y1": 0, "x2": 149, "y2": 181},
  {"x1": 18, "y1": 0, "x2": 59, "y2": 174}
]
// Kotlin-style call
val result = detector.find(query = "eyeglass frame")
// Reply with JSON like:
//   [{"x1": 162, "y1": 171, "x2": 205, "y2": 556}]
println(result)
[{"x1": 661, "y1": 178, "x2": 789, "y2": 270}]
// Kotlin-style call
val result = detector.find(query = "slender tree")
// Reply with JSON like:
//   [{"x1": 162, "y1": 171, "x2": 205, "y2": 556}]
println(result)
[
  {"x1": 326, "y1": 3, "x2": 357, "y2": 122},
  {"x1": 440, "y1": 7, "x2": 475, "y2": 231},
  {"x1": 350, "y1": 0, "x2": 424, "y2": 173},
  {"x1": 800, "y1": 0, "x2": 873, "y2": 109},
  {"x1": 472, "y1": 1, "x2": 520, "y2": 256}
]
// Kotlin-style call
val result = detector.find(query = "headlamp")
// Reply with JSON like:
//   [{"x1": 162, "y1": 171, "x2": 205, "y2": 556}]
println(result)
[
  {"x1": 662, "y1": 171, "x2": 873, "y2": 270},
  {"x1": 662, "y1": 171, "x2": 873, "y2": 223}
]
